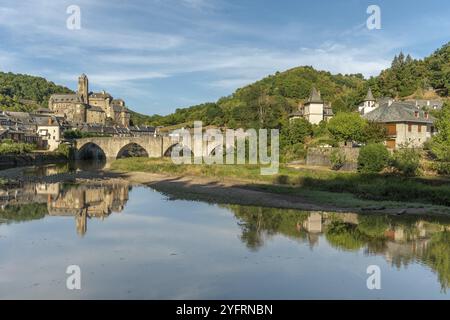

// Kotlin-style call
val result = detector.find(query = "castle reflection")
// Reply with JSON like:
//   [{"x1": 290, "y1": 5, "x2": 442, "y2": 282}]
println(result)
[{"x1": 0, "y1": 181, "x2": 130, "y2": 236}]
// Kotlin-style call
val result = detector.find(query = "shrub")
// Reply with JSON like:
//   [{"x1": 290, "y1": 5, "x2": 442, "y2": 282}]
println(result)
[
  {"x1": 281, "y1": 143, "x2": 306, "y2": 163},
  {"x1": 391, "y1": 148, "x2": 421, "y2": 176},
  {"x1": 432, "y1": 162, "x2": 450, "y2": 175},
  {"x1": 0, "y1": 141, "x2": 35, "y2": 154},
  {"x1": 357, "y1": 143, "x2": 390, "y2": 173},
  {"x1": 330, "y1": 149, "x2": 346, "y2": 170},
  {"x1": 56, "y1": 143, "x2": 72, "y2": 159}
]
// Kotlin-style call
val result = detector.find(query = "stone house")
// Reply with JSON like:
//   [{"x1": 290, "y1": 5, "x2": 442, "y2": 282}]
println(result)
[
  {"x1": 36, "y1": 116, "x2": 62, "y2": 151},
  {"x1": 363, "y1": 101, "x2": 436, "y2": 149}
]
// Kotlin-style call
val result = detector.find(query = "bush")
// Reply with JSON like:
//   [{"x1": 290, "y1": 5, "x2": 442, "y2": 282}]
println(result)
[
  {"x1": 0, "y1": 141, "x2": 35, "y2": 154},
  {"x1": 432, "y1": 162, "x2": 450, "y2": 175},
  {"x1": 357, "y1": 143, "x2": 390, "y2": 173},
  {"x1": 330, "y1": 149, "x2": 346, "y2": 170},
  {"x1": 281, "y1": 143, "x2": 306, "y2": 163},
  {"x1": 391, "y1": 148, "x2": 421, "y2": 176},
  {"x1": 56, "y1": 143, "x2": 72, "y2": 159}
]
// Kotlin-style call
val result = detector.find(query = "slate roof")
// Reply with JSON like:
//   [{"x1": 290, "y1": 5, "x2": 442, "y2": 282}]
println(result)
[
  {"x1": 363, "y1": 101, "x2": 435, "y2": 124},
  {"x1": 49, "y1": 94, "x2": 82, "y2": 103},
  {"x1": 306, "y1": 87, "x2": 323, "y2": 104},
  {"x1": 90, "y1": 92, "x2": 112, "y2": 99},
  {"x1": 365, "y1": 88, "x2": 375, "y2": 101},
  {"x1": 405, "y1": 99, "x2": 444, "y2": 110}
]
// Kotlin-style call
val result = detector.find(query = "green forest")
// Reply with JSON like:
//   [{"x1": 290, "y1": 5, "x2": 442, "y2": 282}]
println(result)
[{"x1": 0, "y1": 72, "x2": 73, "y2": 112}]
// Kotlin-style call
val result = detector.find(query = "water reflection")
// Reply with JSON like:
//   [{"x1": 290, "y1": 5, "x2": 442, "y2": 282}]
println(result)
[
  {"x1": 22, "y1": 161, "x2": 107, "y2": 178},
  {"x1": 0, "y1": 181, "x2": 130, "y2": 236},
  {"x1": 228, "y1": 206, "x2": 450, "y2": 292},
  {"x1": 0, "y1": 178, "x2": 449, "y2": 298}
]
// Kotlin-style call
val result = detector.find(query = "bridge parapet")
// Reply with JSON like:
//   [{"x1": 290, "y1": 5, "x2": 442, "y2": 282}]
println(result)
[{"x1": 74, "y1": 135, "x2": 224, "y2": 160}]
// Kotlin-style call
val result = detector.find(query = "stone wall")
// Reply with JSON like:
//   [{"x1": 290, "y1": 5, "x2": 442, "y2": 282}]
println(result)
[{"x1": 306, "y1": 147, "x2": 360, "y2": 171}]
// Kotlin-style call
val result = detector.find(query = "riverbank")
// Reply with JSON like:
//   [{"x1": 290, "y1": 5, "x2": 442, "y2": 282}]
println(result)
[
  {"x1": 1, "y1": 159, "x2": 449, "y2": 215},
  {"x1": 0, "y1": 152, "x2": 67, "y2": 169},
  {"x1": 108, "y1": 158, "x2": 450, "y2": 216}
]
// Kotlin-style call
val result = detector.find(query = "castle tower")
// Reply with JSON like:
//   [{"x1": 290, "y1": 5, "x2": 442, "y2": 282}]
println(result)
[
  {"x1": 77, "y1": 74, "x2": 89, "y2": 104},
  {"x1": 360, "y1": 87, "x2": 377, "y2": 115},
  {"x1": 303, "y1": 87, "x2": 325, "y2": 125}
]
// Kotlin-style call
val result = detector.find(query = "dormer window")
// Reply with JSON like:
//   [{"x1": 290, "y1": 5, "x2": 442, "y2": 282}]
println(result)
[
  {"x1": 414, "y1": 111, "x2": 419, "y2": 118},
  {"x1": 425, "y1": 112, "x2": 429, "y2": 119}
]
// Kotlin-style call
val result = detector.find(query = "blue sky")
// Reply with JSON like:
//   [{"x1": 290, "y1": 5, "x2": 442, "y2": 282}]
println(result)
[{"x1": 0, "y1": 0, "x2": 449, "y2": 115}]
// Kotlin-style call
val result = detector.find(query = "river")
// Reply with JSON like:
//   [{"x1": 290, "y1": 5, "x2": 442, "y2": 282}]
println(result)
[{"x1": 0, "y1": 162, "x2": 449, "y2": 299}]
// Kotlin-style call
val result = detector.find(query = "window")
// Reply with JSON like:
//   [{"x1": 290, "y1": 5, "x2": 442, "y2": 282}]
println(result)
[
  {"x1": 408, "y1": 124, "x2": 412, "y2": 132},
  {"x1": 418, "y1": 125, "x2": 422, "y2": 133},
  {"x1": 386, "y1": 124, "x2": 397, "y2": 136}
]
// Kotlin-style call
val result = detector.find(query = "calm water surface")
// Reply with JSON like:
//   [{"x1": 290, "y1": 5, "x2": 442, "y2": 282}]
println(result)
[{"x1": 0, "y1": 164, "x2": 449, "y2": 299}]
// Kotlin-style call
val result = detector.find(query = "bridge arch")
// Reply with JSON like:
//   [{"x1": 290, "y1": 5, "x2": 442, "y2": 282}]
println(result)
[
  {"x1": 77, "y1": 142, "x2": 107, "y2": 160},
  {"x1": 163, "y1": 143, "x2": 193, "y2": 157},
  {"x1": 207, "y1": 143, "x2": 235, "y2": 157},
  {"x1": 116, "y1": 143, "x2": 150, "y2": 159}
]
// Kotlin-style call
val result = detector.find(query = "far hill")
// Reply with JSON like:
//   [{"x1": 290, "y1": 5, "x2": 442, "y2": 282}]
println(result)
[
  {"x1": 0, "y1": 72, "x2": 73, "y2": 112},
  {"x1": 143, "y1": 67, "x2": 368, "y2": 129},
  {"x1": 137, "y1": 41, "x2": 450, "y2": 129}
]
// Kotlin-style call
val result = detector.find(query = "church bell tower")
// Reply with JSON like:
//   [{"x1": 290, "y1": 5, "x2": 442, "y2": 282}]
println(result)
[{"x1": 77, "y1": 74, "x2": 89, "y2": 104}]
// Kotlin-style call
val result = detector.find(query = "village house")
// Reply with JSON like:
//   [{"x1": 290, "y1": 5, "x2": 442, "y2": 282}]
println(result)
[
  {"x1": 289, "y1": 87, "x2": 334, "y2": 125},
  {"x1": 364, "y1": 101, "x2": 436, "y2": 149},
  {"x1": 35, "y1": 116, "x2": 62, "y2": 151}
]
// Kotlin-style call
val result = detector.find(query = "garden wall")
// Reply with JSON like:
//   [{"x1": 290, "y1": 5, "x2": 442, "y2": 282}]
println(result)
[{"x1": 306, "y1": 147, "x2": 360, "y2": 171}]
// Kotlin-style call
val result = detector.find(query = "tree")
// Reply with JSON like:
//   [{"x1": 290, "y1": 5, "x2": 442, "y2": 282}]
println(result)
[
  {"x1": 391, "y1": 147, "x2": 421, "y2": 176},
  {"x1": 358, "y1": 143, "x2": 390, "y2": 173},
  {"x1": 429, "y1": 102, "x2": 450, "y2": 175},
  {"x1": 430, "y1": 102, "x2": 450, "y2": 162},
  {"x1": 360, "y1": 121, "x2": 387, "y2": 144},
  {"x1": 327, "y1": 112, "x2": 366, "y2": 143},
  {"x1": 281, "y1": 118, "x2": 312, "y2": 145}
]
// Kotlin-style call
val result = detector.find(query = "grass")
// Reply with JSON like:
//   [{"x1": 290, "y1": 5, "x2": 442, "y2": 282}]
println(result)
[{"x1": 111, "y1": 157, "x2": 450, "y2": 208}]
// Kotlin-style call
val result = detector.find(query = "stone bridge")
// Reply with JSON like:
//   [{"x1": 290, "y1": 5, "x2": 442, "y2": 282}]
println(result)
[{"x1": 74, "y1": 135, "x2": 225, "y2": 160}]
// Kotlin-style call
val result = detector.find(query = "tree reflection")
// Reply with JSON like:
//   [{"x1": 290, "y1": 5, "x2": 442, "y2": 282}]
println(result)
[
  {"x1": 423, "y1": 231, "x2": 450, "y2": 292},
  {"x1": 228, "y1": 205, "x2": 309, "y2": 251},
  {"x1": 227, "y1": 205, "x2": 450, "y2": 292}
]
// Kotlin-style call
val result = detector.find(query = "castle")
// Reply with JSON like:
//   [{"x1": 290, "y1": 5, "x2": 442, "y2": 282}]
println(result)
[{"x1": 48, "y1": 74, "x2": 130, "y2": 126}]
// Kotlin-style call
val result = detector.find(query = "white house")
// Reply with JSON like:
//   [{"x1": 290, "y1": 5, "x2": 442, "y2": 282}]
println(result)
[
  {"x1": 36, "y1": 117, "x2": 61, "y2": 151},
  {"x1": 289, "y1": 87, "x2": 333, "y2": 125}
]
